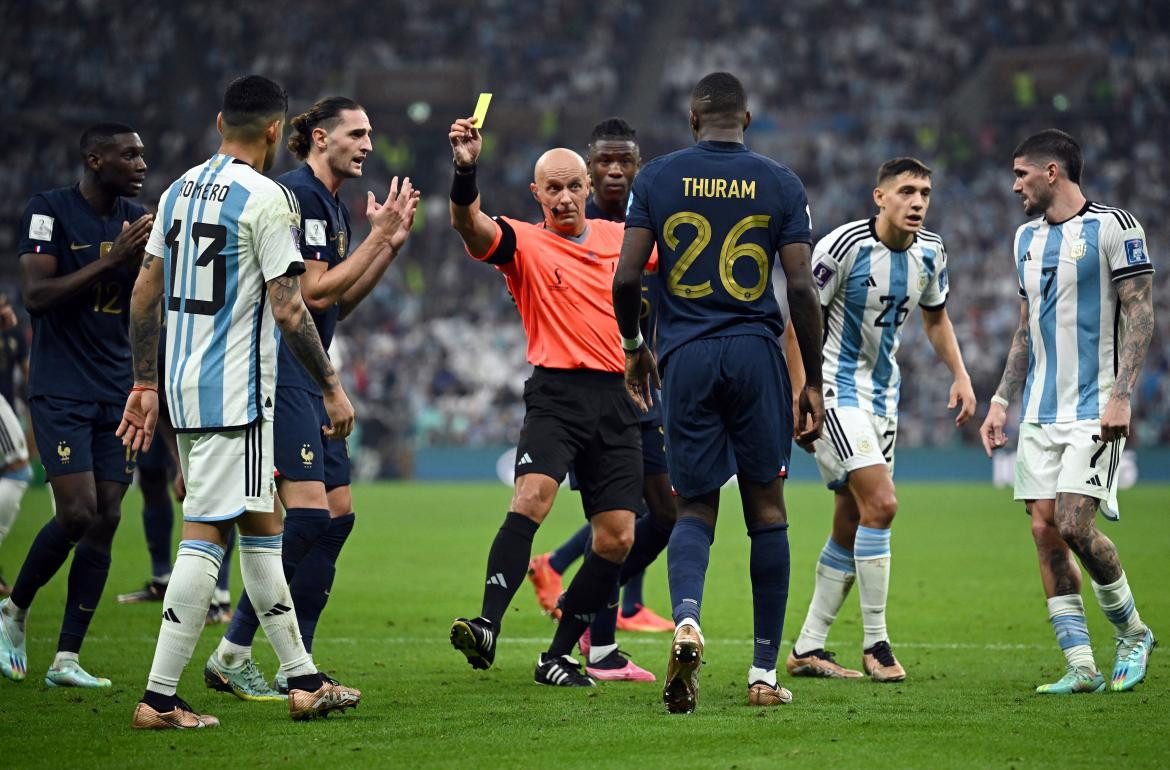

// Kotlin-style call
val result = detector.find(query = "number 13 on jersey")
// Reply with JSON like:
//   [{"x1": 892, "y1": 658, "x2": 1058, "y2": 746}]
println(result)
[{"x1": 663, "y1": 211, "x2": 771, "y2": 301}]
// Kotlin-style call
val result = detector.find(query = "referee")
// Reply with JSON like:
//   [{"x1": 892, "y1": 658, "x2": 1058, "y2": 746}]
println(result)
[{"x1": 446, "y1": 115, "x2": 647, "y2": 687}]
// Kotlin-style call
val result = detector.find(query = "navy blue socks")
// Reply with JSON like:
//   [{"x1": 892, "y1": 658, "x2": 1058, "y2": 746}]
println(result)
[
  {"x1": 291, "y1": 513, "x2": 355, "y2": 653},
  {"x1": 549, "y1": 523, "x2": 590, "y2": 575},
  {"x1": 10, "y1": 518, "x2": 75, "y2": 609},
  {"x1": 548, "y1": 550, "x2": 622, "y2": 658},
  {"x1": 142, "y1": 500, "x2": 174, "y2": 580},
  {"x1": 58, "y1": 542, "x2": 111, "y2": 653},
  {"x1": 748, "y1": 523, "x2": 791, "y2": 670},
  {"x1": 667, "y1": 517, "x2": 714, "y2": 626}
]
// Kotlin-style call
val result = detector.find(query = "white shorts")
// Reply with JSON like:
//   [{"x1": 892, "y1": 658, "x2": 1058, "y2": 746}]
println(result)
[
  {"x1": 0, "y1": 395, "x2": 28, "y2": 468},
  {"x1": 814, "y1": 406, "x2": 897, "y2": 490},
  {"x1": 1014, "y1": 420, "x2": 1123, "y2": 520},
  {"x1": 177, "y1": 419, "x2": 274, "y2": 522}
]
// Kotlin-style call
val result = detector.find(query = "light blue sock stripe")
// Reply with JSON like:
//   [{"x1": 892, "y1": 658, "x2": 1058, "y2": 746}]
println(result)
[
  {"x1": 854, "y1": 526, "x2": 891, "y2": 559},
  {"x1": 239, "y1": 534, "x2": 283, "y2": 552},
  {"x1": 1051, "y1": 614, "x2": 1092, "y2": 649},
  {"x1": 1103, "y1": 597, "x2": 1136, "y2": 626},
  {"x1": 1, "y1": 465, "x2": 33, "y2": 482},
  {"x1": 178, "y1": 539, "x2": 225, "y2": 565},
  {"x1": 818, "y1": 538, "x2": 855, "y2": 574}
]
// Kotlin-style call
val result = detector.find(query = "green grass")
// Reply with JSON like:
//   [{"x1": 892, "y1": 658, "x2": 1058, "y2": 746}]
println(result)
[{"x1": 1, "y1": 481, "x2": 1167, "y2": 768}]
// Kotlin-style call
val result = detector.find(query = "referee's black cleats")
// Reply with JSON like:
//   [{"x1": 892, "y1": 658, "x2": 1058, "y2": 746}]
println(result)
[
  {"x1": 535, "y1": 654, "x2": 595, "y2": 687},
  {"x1": 450, "y1": 616, "x2": 496, "y2": 670}
]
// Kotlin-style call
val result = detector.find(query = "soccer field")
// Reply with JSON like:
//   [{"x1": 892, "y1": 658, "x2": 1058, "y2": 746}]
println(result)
[{"x1": 1, "y1": 481, "x2": 1166, "y2": 769}]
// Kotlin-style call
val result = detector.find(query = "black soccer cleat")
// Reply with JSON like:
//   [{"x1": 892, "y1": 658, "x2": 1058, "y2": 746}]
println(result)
[
  {"x1": 534, "y1": 653, "x2": 596, "y2": 687},
  {"x1": 450, "y1": 616, "x2": 496, "y2": 670}
]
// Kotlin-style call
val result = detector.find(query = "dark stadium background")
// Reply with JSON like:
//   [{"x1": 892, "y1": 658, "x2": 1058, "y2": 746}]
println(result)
[{"x1": 1, "y1": 0, "x2": 1166, "y2": 481}]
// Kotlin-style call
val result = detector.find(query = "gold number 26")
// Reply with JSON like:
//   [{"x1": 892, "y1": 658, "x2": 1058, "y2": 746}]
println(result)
[{"x1": 663, "y1": 212, "x2": 771, "y2": 301}]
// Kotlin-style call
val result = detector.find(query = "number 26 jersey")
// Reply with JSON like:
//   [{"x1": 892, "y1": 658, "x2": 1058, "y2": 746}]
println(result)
[
  {"x1": 146, "y1": 154, "x2": 304, "y2": 432},
  {"x1": 812, "y1": 217, "x2": 950, "y2": 417}
]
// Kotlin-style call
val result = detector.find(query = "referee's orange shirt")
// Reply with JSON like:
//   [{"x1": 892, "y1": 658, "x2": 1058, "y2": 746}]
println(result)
[{"x1": 471, "y1": 216, "x2": 653, "y2": 374}]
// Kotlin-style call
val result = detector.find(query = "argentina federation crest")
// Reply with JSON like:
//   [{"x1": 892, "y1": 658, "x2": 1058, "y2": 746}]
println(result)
[
  {"x1": 917, "y1": 269, "x2": 929, "y2": 291},
  {"x1": 1070, "y1": 239, "x2": 1087, "y2": 260}
]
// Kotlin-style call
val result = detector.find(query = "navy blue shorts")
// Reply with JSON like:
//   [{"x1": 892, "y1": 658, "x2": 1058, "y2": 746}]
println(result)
[
  {"x1": 273, "y1": 386, "x2": 351, "y2": 490},
  {"x1": 30, "y1": 395, "x2": 135, "y2": 484},
  {"x1": 661, "y1": 335, "x2": 793, "y2": 498}
]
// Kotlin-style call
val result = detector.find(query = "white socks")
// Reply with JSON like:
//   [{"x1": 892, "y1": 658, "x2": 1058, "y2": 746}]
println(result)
[
  {"x1": 588, "y1": 642, "x2": 618, "y2": 665},
  {"x1": 854, "y1": 527, "x2": 892, "y2": 649},
  {"x1": 239, "y1": 534, "x2": 316, "y2": 678},
  {"x1": 1092, "y1": 572, "x2": 1145, "y2": 637},
  {"x1": 147, "y1": 541, "x2": 223, "y2": 696},
  {"x1": 794, "y1": 538, "x2": 856, "y2": 653},
  {"x1": 215, "y1": 637, "x2": 252, "y2": 669},
  {"x1": 748, "y1": 665, "x2": 777, "y2": 687},
  {"x1": 0, "y1": 474, "x2": 27, "y2": 545},
  {"x1": 1047, "y1": 594, "x2": 1096, "y2": 671}
]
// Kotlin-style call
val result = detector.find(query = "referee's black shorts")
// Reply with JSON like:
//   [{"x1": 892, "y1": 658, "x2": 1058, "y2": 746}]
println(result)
[{"x1": 515, "y1": 366, "x2": 643, "y2": 518}]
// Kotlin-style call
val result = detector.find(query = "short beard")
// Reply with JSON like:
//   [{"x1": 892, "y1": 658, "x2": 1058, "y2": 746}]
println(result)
[{"x1": 1024, "y1": 188, "x2": 1053, "y2": 217}]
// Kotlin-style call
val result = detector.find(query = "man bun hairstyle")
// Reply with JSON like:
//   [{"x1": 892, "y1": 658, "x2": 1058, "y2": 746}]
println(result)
[
  {"x1": 1013, "y1": 129, "x2": 1083, "y2": 184},
  {"x1": 288, "y1": 96, "x2": 364, "y2": 161},
  {"x1": 690, "y1": 72, "x2": 747, "y2": 122},
  {"x1": 221, "y1": 75, "x2": 288, "y2": 137},
  {"x1": 877, "y1": 157, "x2": 932, "y2": 186},
  {"x1": 79, "y1": 122, "x2": 136, "y2": 157}
]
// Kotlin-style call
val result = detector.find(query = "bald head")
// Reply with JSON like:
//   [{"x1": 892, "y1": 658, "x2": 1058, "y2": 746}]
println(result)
[
  {"x1": 534, "y1": 148, "x2": 587, "y2": 184},
  {"x1": 531, "y1": 148, "x2": 591, "y2": 236}
]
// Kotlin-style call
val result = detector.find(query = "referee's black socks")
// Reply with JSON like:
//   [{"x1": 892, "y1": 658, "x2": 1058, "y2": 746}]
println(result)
[
  {"x1": 547, "y1": 550, "x2": 622, "y2": 659},
  {"x1": 480, "y1": 512, "x2": 539, "y2": 628}
]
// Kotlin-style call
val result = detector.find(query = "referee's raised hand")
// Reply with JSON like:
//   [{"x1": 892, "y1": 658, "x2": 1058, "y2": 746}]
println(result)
[
  {"x1": 449, "y1": 118, "x2": 482, "y2": 166},
  {"x1": 623, "y1": 344, "x2": 661, "y2": 413}
]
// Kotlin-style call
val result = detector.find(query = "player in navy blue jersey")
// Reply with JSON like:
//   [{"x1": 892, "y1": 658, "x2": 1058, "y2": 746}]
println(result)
[
  {"x1": 204, "y1": 96, "x2": 419, "y2": 700},
  {"x1": 614, "y1": 73, "x2": 825, "y2": 712},
  {"x1": 525, "y1": 118, "x2": 677, "y2": 683},
  {"x1": 0, "y1": 123, "x2": 152, "y2": 687}
]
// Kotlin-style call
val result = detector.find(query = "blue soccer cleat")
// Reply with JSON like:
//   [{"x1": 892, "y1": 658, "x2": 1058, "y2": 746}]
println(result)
[
  {"x1": 1110, "y1": 627, "x2": 1156, "y2": 692},
  {"x1": 0, "y1": 599, "x2": 27, "y2": 682},
  {"x1": 45, "y1": 660, "x2": 112, "y2": 688},
  {"x1": 1035, "y1": 665, "x2": 1105, "y2": 695}
]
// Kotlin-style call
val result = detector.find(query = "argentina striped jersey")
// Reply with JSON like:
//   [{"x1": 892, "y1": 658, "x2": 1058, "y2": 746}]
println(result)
[
  {"x1": 145, "y1": 154, "x2": 305, "y2": 431},
  {"x1": 812, "y1": 218, "x2": 949, "y2": 417},
  {"x1": 1014, "y1": 202, "x2": 1153, "y2": 424}
]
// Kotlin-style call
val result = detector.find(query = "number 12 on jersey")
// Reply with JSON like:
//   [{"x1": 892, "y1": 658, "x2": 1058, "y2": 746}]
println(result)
[{"x1": 663, "y1": 211, "x2": 771, "y2": 301}]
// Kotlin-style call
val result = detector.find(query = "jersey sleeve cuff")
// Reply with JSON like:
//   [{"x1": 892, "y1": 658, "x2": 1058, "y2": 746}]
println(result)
[
  {"x1": 1111, "y1": 264, "x2": 1155, "y2": 282},
  {"x1": 919, "y1": 300, "x2": 946, "y2": 311},
  {"x1": 467, "y1": 217, "x2": 504, "y2": 261}
]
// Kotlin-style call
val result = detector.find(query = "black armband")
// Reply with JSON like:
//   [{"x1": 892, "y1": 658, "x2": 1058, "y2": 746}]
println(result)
[{"x1": 450, "y1": 162, "x2": 479, "y2": 206}]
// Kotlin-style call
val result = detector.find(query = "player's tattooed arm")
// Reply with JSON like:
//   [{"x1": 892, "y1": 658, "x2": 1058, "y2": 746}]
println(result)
[
  {"x1": 128, "y1": 249, "x2": 166, "y2": 386},
  {"x1": 266, "y1": 273, "x2": 339, "y2": 392},
  {"x1": 993, "y1": 300, "x2": 1031, "y2": 404},
  {"x1": 1100, "y1": 274, "x2": 1153, "y2": 441}
]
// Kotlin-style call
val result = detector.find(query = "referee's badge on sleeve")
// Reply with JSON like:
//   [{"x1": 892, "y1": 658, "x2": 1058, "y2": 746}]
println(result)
[
  {"x1": 29, "y1": 214, "x2": 53, "y2": 241},
  {"x1": 305, "y1": 219, "x2": 327, "y2": 246}
]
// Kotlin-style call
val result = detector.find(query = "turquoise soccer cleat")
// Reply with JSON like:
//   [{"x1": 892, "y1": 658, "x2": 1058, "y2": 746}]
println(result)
[
  {"x1": 45, "y1": 660, "x2": 112, "y2": 688},
  {"x1": 0, "y1": 600, "x2": 27, "y2": 682},
  {"x1": 1110, "y1": 627, "x2": 1156, "y2": 692},
  {"x1": 1035, "y1": 665, "x2": 1105, "y2": 694},
  {"x1": 203, "y1": 653, "x2": 286, "y2": 701}
]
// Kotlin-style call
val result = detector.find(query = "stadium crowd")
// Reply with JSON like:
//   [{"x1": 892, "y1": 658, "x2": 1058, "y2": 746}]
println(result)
[{"x1": 1, "y1": 1, "x2": 1166, "y2": 478}]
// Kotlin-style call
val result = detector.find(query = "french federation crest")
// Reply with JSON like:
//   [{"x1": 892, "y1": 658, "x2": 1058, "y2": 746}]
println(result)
[{"x1": 100, "y1": 242, "x2": 113, "y2": 258}]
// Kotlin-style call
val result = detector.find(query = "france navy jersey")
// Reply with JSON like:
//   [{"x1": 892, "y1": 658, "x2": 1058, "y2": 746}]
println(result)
[
  {"x1": 812, "y1": 218, "x2": 949, "y2": 417},
  {"x1": 275, "y1": 164, "x2": 351, "y2": 395},
  {"x1": 625, "y1": 140, "x2": 811, "y2": 367},
  {"x1": 146, "y1": 154, "x2": 305, "y2": 431},
  {"x1": 1013, "y1": 202, "x2": 1153, "y2": 424},
  {"x1": 587, "y1": 195, "x2": 661, "y2": 423},
  {"x1": 17, "y1": 186, "x2": 147, "y2": 405}
]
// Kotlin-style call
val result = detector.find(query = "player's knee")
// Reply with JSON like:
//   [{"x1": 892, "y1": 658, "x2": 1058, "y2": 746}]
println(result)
[
  {"x1": 510, "y1": 488, "x2": 554, "y2": 521},
  {"x1": 592, "y1": 526, "x2": 634, "y2": 562},
  {"x1": 860, "y1": 493, "x2": 897, "y2": 527},
  {"x1": 55, "y1": 500, "x2": 98, "y2": 540},
  {"x1": 1030, "y1": 516, "x2": 1057, "y2": 546},
  {"x1": 1055, "y1": 515, "x2": 1091, "y2": 548}
]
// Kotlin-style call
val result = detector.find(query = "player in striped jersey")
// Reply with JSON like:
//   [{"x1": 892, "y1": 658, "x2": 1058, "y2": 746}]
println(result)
[
  {"x1": 0, "y1": 296, "x2": 31, "y2": 599},
  {"x1": 788, "y1": 157, "x2": 975, "y2": 682},
  {"x1": 981, "y1": 130, "x2": 1156, "y2": 694},
  {"x1": 117, "y1": 75, "x2": 360, "y2": 728}
]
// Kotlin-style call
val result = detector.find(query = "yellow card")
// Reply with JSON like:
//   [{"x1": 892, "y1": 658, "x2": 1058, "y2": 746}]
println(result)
[{"x1": 471, "y1": 93, "x2": 492, "y2": 130}]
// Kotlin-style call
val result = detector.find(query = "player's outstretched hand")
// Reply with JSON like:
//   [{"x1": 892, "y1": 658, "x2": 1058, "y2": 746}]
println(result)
[
  {"x1": 623, "y1": 345, "x2": 661, "y2": 413},
  {"x1": 104, "y1": 214, "x2": 154, "y2": 267},
  {"x1": 449, "y1": 118, "x2": 482, "y2": 167},
  {"x1": 117, "y1": 388, "x2": 159, "y2": 453},
  {"x1": 367, "y1": 176, "x2": 421, "y2": 252},
  {"x1": 322, "y1": 386, "x2": 355, "y2": 440},
  {"x1": 979, "y1": 401, "x2": 1009, "y2": 458},
  {"x1": 949, "y1": 376, "x2": 977, "y2": 427},
  {"x1": 794, "y1": 385, "x2": 824, "y2": 450},
  {"x1": 1100, "y1": 396, "x2": 1131, "y2": 442}
]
